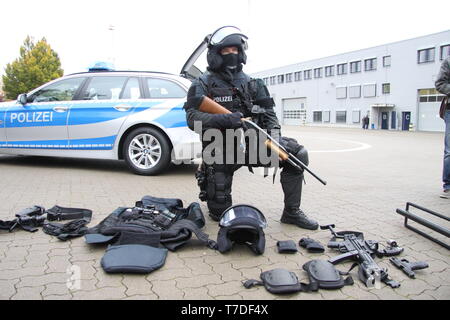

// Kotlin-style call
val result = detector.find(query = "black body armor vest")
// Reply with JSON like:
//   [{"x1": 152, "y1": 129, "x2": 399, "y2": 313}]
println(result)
[{"x1": 200, "y1": 71, "x2": 256, "y2": 117}]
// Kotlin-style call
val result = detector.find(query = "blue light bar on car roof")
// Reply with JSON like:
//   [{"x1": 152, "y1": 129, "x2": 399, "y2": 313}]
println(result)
[{"x1": 88, "y1": 61, "x2": 115, "y2": 72}]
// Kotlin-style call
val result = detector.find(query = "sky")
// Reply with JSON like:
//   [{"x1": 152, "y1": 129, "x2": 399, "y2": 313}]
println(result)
[{"x1": 0, "y1": 0, "x2": 449, "y2": 77}]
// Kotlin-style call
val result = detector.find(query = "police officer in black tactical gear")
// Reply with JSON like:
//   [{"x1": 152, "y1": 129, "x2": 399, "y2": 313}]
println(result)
[{"x1": 183, "y1": 26, "x2": 318, "y2": 230}]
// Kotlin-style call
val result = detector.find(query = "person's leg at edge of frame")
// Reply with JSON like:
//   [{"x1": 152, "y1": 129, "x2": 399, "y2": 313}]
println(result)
[{"x1": 441, "y1": 110, "x2": 450, "y2": 199}]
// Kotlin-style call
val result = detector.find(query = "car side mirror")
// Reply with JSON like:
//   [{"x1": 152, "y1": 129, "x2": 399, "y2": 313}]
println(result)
[{"x1": 17, "y1": 94, "x2": 28, "y2": 105}]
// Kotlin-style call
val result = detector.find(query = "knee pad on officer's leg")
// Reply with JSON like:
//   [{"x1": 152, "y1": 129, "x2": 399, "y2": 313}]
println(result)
[
  {"x1": 295, "y1": 147, "x2": 309, "y2": 167},
  {"x1": 283, "y1": 147, "x2": 309, "y2": 174}
]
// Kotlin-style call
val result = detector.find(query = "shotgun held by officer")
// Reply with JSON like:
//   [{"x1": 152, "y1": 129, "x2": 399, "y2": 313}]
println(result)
[{"x1": 198, "y1": 95, "x2": 327, "y2": 185}]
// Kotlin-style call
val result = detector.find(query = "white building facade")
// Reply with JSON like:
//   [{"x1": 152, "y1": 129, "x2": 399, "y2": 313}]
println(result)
[{"x1": 251, "y1": 30, "x2": 450, "y2": 132}]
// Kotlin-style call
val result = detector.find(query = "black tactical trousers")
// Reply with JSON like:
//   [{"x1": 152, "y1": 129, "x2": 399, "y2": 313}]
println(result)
[{"x1": 198, "y1": 136, "x2": 309, "y2": 220}]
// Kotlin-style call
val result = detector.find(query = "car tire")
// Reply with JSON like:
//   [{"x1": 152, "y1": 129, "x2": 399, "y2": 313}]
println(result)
[{"x1": 123, "y1": 127, "x2": 172, "y2": 175}]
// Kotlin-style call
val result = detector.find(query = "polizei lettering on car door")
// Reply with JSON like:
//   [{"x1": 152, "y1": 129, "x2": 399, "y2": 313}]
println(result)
[{"x1": 10, "y1": 111, "x2": 54, "y2": 124}]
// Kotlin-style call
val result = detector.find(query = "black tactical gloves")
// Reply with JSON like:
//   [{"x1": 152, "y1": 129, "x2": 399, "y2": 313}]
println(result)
[
  {"x1": 299, "y1": 238, "x2": 325, "y2": 253},
  {"x1": 226, "y1": 112, "x2": 244, "y2": 129}
]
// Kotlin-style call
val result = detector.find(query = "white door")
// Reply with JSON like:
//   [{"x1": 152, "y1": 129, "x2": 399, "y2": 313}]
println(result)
[
  {"x1": 418, "y1": 101, "x2": 445, "y2": 132},
  {"x1": 282, "y1": 98, "x2": 306, "y2": 125}
]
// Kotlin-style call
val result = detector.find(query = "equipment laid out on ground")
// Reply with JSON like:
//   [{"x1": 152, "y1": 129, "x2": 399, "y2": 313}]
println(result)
[
  {"x1": 216, "y1": 204, "x2": 267, "y2": 255},
  {"x1": 299, "y1": 238, "x2": 325, "y2": 253},
  {"x1": 101, "y1": 231, "x2": 168, "y2": 274},
  {"x1": 320, "y1": 224, "x2": 404, "y2": 288},
  {"x1": 389, "y1": 258, "x2": 429, "y2": 278},
  {"x1": 0, "y1": 205, "x2": 46, "y2": 232},
  {"x1": 84, "y1": 196, "x2": 216, "y2": 274},
  {"x1": 243, "y1": 260, "x2": 354, "y2": 294},
  {"x1": 0, "y1": 205, "x2": 92, "y2": 240},
  {"x1": 302, "y1": 259, "x2": 354, "y2": 290},
  {"x1": 396, "y1": 202, "x2": 450, "y2": 250},
  {"x1": 277, "y1": 240, "x2": 298, "y2": 254},
  {"x1": 1, "y1": 199, "x2": 431, "y2": 290}
]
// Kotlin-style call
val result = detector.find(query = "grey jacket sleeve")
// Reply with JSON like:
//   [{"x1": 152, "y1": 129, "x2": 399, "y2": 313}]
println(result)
[
  {"x1": 184, "y1": 80, "x2": 242, "y2": 131},
  {"x1": 435, "y1": 57, "x2": 450, "y2": 96},
  {"x1": 253, "y1": 79, "x2": 281, "y2": 139}
]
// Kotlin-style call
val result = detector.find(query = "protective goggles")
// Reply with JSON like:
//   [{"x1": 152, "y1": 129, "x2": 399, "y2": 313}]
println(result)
[{"x1": 219, "y1": 204, "x2": 267, "y2": 229}]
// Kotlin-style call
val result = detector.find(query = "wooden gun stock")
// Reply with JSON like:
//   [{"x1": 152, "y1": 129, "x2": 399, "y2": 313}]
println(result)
[
  {"x1": 264, "y1": 140, "x2": 289, "y2": 161},
  {"x1": 198, "y1": 96, "x2": 232, "y2": 115}
]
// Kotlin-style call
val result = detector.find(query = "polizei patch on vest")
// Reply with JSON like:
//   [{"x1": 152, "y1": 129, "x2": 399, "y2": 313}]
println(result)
[
  {"x1": 181, "y1": 304, "x2": 216, "y2": 318},
  {"x1": 213, "y1": 96, "x2": 232, "y2": 103}
]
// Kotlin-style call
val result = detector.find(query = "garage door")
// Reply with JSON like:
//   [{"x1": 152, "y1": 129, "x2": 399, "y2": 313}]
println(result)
[
  {"x1": 418, "y1": 102, "x2": 445, "y2": 132},
  {"x1": 282, "y1": 98, "x2": 306, "y2": 125}
]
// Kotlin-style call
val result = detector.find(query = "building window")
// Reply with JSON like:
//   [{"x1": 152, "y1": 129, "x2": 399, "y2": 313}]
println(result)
[
  {"x1": 352, "y1": 110, "x2": 361, "y2": 123},
  {"x1": 349, "y1": 85, "x2": 361, "y2": 98},
  {"x1": 286, "y1": 73, "x2": 292, "y2": 83},
  {"x1": 382, "y1": 83, "x2": 390, "y2": 94},
  {"x1": 336, "y1": 87, "x2": 347, "y2": 99},
  {"x1": 337, "y1": 63, "x2": 347, "y2": 75},
  {"x1": 304, "y1": 69, "x2": 312, "y2": 80},
  {"x1": 283, "y1": 110, "x2": 302, "y2": 119},
  {"x1": 277, "y1": 75, "x2": 284, "y2": 84},
  {"x1": 418, "y1": 88, "x2": 446, "y2": 102},
  {"x1": 294, "y1": 71, "x2": 302, "y2": 81},
  {"x1": 383, "y1": 55, "x2": 391, "y2": 67},
  {"x1": 440, "y1": 45, "x2": 450, "y2": 60},
  {"x1": 313, "y1": 68, "x2": 323, "y2": 78},
  {"x1": 350, "y1": 61, "x2": 361, "y2": 73},
  {"x1": 336, "y1": 111, "x2": 347, "y2": 123},
  {"x1": 270, "y1": 76, "x2": 277, "y2": 86},
  {"x1": 364, "y1": 58, "x2": 377, "y2": 71},
  {"x1": 270, "y1": 76, "x2": 276, "y2": 85},
  {"x1": 418, "y1": 48, "x2": 435, "y2": 64},
  {"x1": 325, "y1": 65, "x2": 334, "y2": 77},
  {"x1": 363, "y1": 84, "x2": 376, "y2": 97},
  {"x1": 313, "y1": 111, "x2": 322, "y2": 122},
  {"x1": 323, "y1": 111, "x2": 330, "y2": 123}
]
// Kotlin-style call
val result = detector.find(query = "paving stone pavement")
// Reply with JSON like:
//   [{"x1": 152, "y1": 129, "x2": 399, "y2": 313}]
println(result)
[{"x1": 0, "y1": 126, "x2": 448, "y2": 300}]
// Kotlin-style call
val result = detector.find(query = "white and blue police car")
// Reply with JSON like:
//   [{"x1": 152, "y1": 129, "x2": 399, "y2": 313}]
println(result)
[{"x1": 0, "y1": 62, "x2": 203, "y2": 175}]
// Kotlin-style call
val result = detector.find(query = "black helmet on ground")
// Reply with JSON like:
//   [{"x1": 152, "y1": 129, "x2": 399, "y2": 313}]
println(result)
[{"x1": 216, "y1": 204, "x2": 266, "y2": 255}]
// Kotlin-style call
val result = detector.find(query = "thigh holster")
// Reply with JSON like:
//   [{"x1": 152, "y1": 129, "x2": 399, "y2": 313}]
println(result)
[{"x1": 196, "y1": 164, "x2": 233, "y2": 203}]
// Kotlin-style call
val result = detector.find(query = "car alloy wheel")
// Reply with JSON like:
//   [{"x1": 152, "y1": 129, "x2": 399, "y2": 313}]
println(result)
[{"x1": 128, "y1": 133, "x2": 162, "y2": 169}]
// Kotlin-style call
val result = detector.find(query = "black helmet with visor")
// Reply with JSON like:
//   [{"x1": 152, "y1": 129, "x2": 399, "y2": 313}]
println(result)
[{"x1": 206, "y1": 26, "x2": 248, "y2": 71}]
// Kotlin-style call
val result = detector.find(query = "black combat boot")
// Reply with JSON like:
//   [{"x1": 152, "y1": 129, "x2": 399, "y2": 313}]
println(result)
[
  {"x1": 281, "y1": 208, "x2": 318, "y2": 230},
  {"x1": 280, "y1": 166, "x2": 317, "y2": 230}
]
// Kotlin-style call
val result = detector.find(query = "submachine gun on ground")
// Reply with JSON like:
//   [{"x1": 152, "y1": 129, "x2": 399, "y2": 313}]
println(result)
[
  {"x1": 320, "y1": 224, "x2": 404, "y2": 288},
  {"x1": 197, "y1": 96, "x2": 327, "y2": 185}
]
